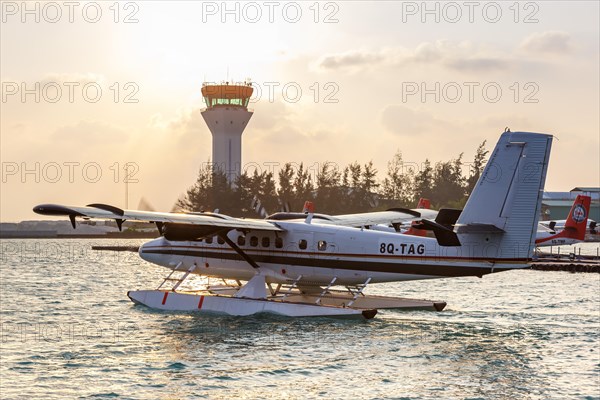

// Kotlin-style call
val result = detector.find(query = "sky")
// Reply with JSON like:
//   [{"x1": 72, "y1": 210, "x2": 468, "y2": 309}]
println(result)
[{"x1": 1, "y1": 1, "x2": 599, "y2": 221}]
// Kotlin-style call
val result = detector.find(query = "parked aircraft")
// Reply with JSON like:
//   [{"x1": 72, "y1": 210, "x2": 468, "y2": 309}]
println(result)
[
  {"x1": 535, "y1": 195, "x2": 591, "y2": 247},
  {"x1": 33, "y1": 130, "x2": 553, "y2": 318}
]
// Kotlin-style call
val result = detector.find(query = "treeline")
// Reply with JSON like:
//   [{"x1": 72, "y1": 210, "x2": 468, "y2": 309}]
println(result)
[{"x1": 176, "y1": 141, "x2": 488, "y2": 216}]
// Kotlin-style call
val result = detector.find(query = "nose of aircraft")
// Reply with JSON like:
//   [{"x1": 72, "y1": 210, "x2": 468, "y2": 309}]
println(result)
[{"x1": 139, "y1": 237, "x2": 168, "y2": 265}]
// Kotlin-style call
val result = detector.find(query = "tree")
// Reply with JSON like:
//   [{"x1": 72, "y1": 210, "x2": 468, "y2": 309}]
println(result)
[
  {"x1": 431, "y1": 154, "x2": 465, "y2": 207},
  {"x1": 209, "y1": 169, "x2": 236, "y2": 213},
  {"x1": 234, "y1": 171, "x2": 254, "y2": 216},
  {"x1": 176, "y1": 163, "x2": 214, "y2": 212},
  {"x1": 361, "y1": 161, "x2": 379, "y2": 209},
  {"x1": 176, "y1": 142, "x2": 489, "y2": 215},
  {"x1": 259, "y1": 171, "x2": 278, "y2": 214},
  {"x1": 293, "y1": 163, "x2": 314, "y2": 210},
  {"x1": 379, "y1": 150, "x2": 413, "y2": 207},
  {"x1": 315, "y1": 162, "x2": 341, "y2": 213},
  {"x1": 175, "y1": 164, "x2": 242, "y2": 214},
  {"x1": 235, "y1": 170, "x2": 280, "y2": 217},
  {"x1": 346, "y1": 161, "x2": 363, "y2": 212},
  {"x1": 413, "y1": 159, "x2": 434, "y2": 205},
  {"x1": 466, "y1": 140, "x2": 488, "y2": 196},
  {"x1": 277, "y1": 163, "x2": 295, "y2": 210}
]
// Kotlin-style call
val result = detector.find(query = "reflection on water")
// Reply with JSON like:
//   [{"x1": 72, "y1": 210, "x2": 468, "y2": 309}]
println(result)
[{"x1": 1, "y1": 239, "x2": 599, "y2": 399}]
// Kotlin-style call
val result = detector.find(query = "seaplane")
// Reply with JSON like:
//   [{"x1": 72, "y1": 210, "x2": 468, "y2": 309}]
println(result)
[
  {"x1": 535, "y1": 194, "x2": 592, "y2": 247},
  {"x1": 33, "y1": 130, "x2": 553, "y2": 319}
]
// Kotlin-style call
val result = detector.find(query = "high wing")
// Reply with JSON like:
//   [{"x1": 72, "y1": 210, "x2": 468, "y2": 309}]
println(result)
[
  {"x1": 266, "y1": 207, "x2": 440, "y2": 228},
  {"x1": 33, "y1": 203, "x2": 283, "y2": 239},
  {"x1": 323, "y1": 208, "x2": 439, "y2": 227}
]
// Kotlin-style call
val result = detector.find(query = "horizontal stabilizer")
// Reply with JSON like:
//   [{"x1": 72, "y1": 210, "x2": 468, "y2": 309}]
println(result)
[
  {"x1": 435, "y1": 209, "x2": 462, "y2": 227},
  {"x1": 413, "y1": 219, "x2": 461, "y2": 246}
]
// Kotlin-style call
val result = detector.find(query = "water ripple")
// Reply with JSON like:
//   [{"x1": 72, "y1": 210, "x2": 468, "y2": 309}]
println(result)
[{"x1": 1, "y1": 239, "x2": 599, "y2": 399}]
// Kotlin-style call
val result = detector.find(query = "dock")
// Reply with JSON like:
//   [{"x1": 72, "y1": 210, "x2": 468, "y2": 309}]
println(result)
[
  {"x1": 92, "y1": 245, "x2": 140, "y2": 252},
  {"x1": 531, "y1": 252, "x2": 599, "y2": 273}
]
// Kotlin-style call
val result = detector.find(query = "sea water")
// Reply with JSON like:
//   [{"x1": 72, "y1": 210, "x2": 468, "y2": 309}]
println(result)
[{"x1": 1, "y1": 239, "x2": 599, "y2": 399}]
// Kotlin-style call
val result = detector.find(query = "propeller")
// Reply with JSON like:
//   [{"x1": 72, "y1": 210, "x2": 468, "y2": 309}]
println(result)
[
  {"x1": 251, "y1": 196, "x2": 268, "y2": 218},
  {"x1": 250, "y1": 195, "x2": 290, "y2": 219}
]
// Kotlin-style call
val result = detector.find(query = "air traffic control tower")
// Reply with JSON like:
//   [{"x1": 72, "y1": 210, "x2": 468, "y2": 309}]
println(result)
[{"x1": 201, "y1": 82, "x2": 254, "y2": 184}]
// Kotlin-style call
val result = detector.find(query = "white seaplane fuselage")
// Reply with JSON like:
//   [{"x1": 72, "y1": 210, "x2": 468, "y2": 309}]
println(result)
[{"x1": 140, "y1": 219, "x2": 525, "y2": 286}]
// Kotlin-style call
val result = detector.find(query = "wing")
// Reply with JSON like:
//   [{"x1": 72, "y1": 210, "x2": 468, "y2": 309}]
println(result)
[
  {"x1": 325, "y1": 208, "x2": 439, "y2": 227},
  {"x1": 33, "y1": 203, "x2": 283, "y2": 240}
]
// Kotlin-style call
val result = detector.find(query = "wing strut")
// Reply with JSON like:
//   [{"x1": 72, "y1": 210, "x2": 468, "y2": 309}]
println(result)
[{"x1": 218, "y1": 233, "x2": 261, "y2": 269}]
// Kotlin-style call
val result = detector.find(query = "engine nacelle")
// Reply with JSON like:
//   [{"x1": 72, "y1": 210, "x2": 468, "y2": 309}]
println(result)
[{"x1": 162, "y1": 223, "x2": 226, "y2": 241}]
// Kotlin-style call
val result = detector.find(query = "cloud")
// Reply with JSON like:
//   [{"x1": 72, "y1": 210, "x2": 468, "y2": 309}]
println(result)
[
  {"x1": 380, "y1": 105, "x2": 449, "y2": 135},
  {"x1": 52, "y1": 120, "x2": 127, "y2": 144},
  {"x1": 315, "y1": 41, "x2": 509, "y2": 73},
  {"x1": 444, "y1": 57, "x2": 508, "y2": 72},
  {"x1": 254, "y1": 124, "x2": 306, "y2": 146},
  {"x1": 411, "y1": 42, "x2": 444, "y2": 63},
  {"x1": 520, "y1": 31, "x2": 573, "y2": 55},
  {"x1": 248, "y1": 100, "x2": 292, "y2": 131},
  {"x1": 149, "y1": 108, "x2": 206, "y2": 136},
  {"x1": 480, "y1": 115, "x2": 537, "y2": 133},
  {"x1": 40, "y1": 72, "x2": 106, "y2": 86},
  {"x1": 317, "y1": 50, "x2": 386, "y2": 70},
  {"x1": 147, "y1": 108, "x2": 210, "y2": 158}
]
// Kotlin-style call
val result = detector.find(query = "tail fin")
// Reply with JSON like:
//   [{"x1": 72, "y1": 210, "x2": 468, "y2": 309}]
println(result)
[
  {"x1": 404, "y1": 225, "x2": 427, "y2": 237},
  {"x1": 559, "y1": 195, "x2": 591, "y2": 240},
  {"x1": 404, "y1": 198, "x2": 431, "y2": 236},
  {"x1": 416, "y1": 198, "x2": 431, "y2": 209},
  {"x1": 456, "y1": 131, "x2": 553, "y2": 260}
]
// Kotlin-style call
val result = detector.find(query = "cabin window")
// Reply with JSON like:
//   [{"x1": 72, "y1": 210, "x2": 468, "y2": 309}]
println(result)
[
  {"x1": 217, "y1": 236, "x2": 225, "y2": 245},
  {"x1": 318, "y1": 240, "x2": 327, "y2": 251},
  {"x1": 237, "y1": 235, "x2": 246, "y2": 246},
  {"x1": 275, "y1": 237, "x2": 283, "y2": 249},
  {"x1": 262, "y1": 237, "x2": 270, "y2": 248},
  {"x1": 205, "y1": 236, "x2": 213, "y2": 244},
  {"x1": 299, "y1": 239, "x2": 308, "y2": 250},
  {"x1": 250, "y1": 236, "x2": 258, "y2": 247}
]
